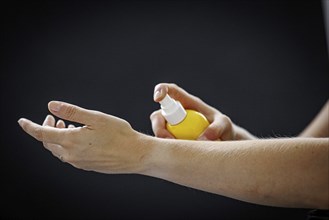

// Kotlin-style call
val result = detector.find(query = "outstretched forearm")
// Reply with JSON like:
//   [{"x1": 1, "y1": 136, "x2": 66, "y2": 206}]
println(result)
[{"x1": 140, "y1": 136, "x2": 328, "y2": 209}]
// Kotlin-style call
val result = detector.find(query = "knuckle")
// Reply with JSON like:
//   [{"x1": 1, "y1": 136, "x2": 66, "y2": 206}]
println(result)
[
  {"x1": 84, "y1": 110, "x2": 104, "y2": 126},
  {"x1": 220, "y1": 115, "x2": 234, "y2": 136},
  {"x1": 204, "y1": 127, "x2": 219, "y2": 140},
  {"x1": 58, "y1": 152, "x2": 74, "y2": 163},
  {"x1": 222, "y1": 115, "x2": 232, "y2": 126},
  {"x1": 156, "y1": 82, "x2": 175, "y2": 89},
  {"x1": 120, "y1": 119, "x2": 132, "y2": 130},
  {"x1": 92, "y1": 111, "x2": 105, "y2": 124},
  {"x1": 169, "y1": 83, "x2": 178, "y2": 88},
  {"x1": 60, "y1": 154, "x2": 68, "y2": 163},
  {"x1": 207, "y1": 126, "x2": 218, "y2": 133},
  {"x1": 169, "y1": 83, "x2": 180, "y2": 94},
  {"x1": 156, "y1": 129, "x2": 170, "y2": 138},
  {"x1": 65, "y1": 106, "x2": 77, "y2": 120},
  {"x1": 193, "y1": 96, "x2": 203, "y2": 104},
  {"x1": 63, "y1": 154, "x2": 72, "y2": 163},
  {"x1": 154, "y1": 83, "x2": 164, "y2": 89},
  {"x1": 43, "y1": 142, "x2": 49, "y2": 148}
]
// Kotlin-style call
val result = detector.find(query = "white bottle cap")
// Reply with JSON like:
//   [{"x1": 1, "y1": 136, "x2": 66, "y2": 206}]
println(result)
[{"x1": 160, "y1": 94, "x2": 187, "y2": 125}]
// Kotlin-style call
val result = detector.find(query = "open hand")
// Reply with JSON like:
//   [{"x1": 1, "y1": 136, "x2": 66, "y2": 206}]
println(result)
[{"x1": 18, "y1": 101, "x2": 149, "y2": 174}]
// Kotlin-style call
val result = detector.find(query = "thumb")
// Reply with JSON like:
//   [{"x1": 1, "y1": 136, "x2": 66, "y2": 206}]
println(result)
[{"x1": 48, "y1": 101, "x2": 97, "y2": 125}]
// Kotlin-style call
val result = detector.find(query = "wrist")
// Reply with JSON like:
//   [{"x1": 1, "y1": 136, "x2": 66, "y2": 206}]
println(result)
[
  {"x1": 133, "y1": 133, "x2": 160, "y2": 175},
  {"x1": 136, "y1": 134, "x2": 171, "y2": 179}
]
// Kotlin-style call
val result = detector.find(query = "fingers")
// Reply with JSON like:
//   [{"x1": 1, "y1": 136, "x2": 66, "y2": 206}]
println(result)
[
  {"x1": 42, "y1": 114, "x2": 61, "y2": 145},
  {"x1": 42, "y1": 115, "x2": 56, "y2": 127},
  {"x1": 150, "y1": 110, "x2": 175, "y2": 139},
  {"x1": 20, "y1": 114, "x2": 76, "y2": 163},
  {"x1": 153, "y1": 84, "x2": 168, "y2": 102},
  {"x1": 54, "y1": 118, "x2": 75, "y2": 129},
  {"x1": 198, "y1": 114, "x2": 233, "y2": 141},
  {"x1": 42, "y1": 114, "x2": 75, "y2": 129},
  {"x1": 198, "y1": 122, "x2": 222, "y2": 141},
  {"x1": 153, "y1": 83, "x2": 210, "y2": 113},
  {"x1": 152, "y1": 83, "x2": 216, "y2": 139},
  {"x1": 154, "y1": 83, "x2": 191, "y2": 103},
  {"x1": 56, "y1": 120, "x2": 65, "y2": 128},
  {"x1": 48, "y1": 101, "x2": 99, "y2": 125},
  {"x1": 40, "y1": 115, "x2": 69, "y2": 161},
  {"x1": 18, "y1": 118, "x2": 66, "y2": 144}
]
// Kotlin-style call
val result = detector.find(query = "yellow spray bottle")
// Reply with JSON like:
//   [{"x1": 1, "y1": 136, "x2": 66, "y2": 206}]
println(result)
[{"x1": 159, "y1": 94, "x2": 209, "y2": 140}]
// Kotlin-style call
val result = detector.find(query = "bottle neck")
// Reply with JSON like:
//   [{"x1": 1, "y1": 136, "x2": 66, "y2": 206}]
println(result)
[{"x1": 160, "y1": 95, "x2": 187, "y2": 125}]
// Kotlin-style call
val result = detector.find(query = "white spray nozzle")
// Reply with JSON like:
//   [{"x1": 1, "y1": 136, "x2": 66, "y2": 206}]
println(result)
[{"x1": 160, "y1": 94, "x2": 187, "y2": 125}]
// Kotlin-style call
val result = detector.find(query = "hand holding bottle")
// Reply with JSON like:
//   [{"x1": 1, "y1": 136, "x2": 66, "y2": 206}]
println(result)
[{"x1": 150, "y1": 83, "x2": 238, "y2": 141}]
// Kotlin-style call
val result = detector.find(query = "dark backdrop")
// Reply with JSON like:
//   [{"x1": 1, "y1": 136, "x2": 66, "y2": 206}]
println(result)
[{"x1": 2, "y1": 0, "x2": 328, "y2": 219}]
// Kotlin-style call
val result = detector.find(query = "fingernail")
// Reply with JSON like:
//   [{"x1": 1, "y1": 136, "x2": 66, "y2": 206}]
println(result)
[
  {"x1": 48, "y1": 101, "x2": 61, "y2": 112},
  {"x1": 154, "y1": 88, "x2": 164, "y2": 101},
  {"x1": 154, "y1": 91, "x2": 161, "y2": 101}
]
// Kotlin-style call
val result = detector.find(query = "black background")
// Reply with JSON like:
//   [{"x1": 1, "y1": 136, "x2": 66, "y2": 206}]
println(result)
[{"x1": 2, "y1": 0, "x2": 328, "y2": 219}]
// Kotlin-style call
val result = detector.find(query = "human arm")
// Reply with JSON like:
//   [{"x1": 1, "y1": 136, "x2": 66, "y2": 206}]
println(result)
[
  {"x1": 151, "y1": 84, "x2": 329, "y2": 141},
  {"x1": 143, "y1": 137, "x2": 328, "y2": 209},
  {"x1": 18, "y1": 101, "x2": 328, "y2": 209},
  {"x1": 150, "y1": 83, "x2": 256, "y2": 141},
  {"x1": 299, "y1": 100, "x2": 329, "y2": 138}
]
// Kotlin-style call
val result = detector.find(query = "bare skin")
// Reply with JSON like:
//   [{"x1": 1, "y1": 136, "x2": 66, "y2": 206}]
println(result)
[
  {"x1": 18, "y1": 83, "x2": 329, "y2": 209},
  {"x1": 299, "y1": 100, "x2": 329, "y2": 138},
  {"x1": 151, "y1": 83, "x2": 257, "y2": 141}
]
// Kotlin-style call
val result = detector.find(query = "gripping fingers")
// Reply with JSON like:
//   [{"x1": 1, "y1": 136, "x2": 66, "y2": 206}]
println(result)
[
  {"x1": 198, "y1": 114, "x2": 234, "y2": 141},
  {"x1": 150, "y1": 110, "x2": 174, "y2": 139},
  {"x1": 18, "y1": 118, "x2": 66, "y2": 144}
]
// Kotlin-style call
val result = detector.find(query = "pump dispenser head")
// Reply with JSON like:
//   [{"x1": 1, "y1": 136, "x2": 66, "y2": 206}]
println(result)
[{"x1": 160, "y1": 94, "x2": 187, "y2": 125}]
